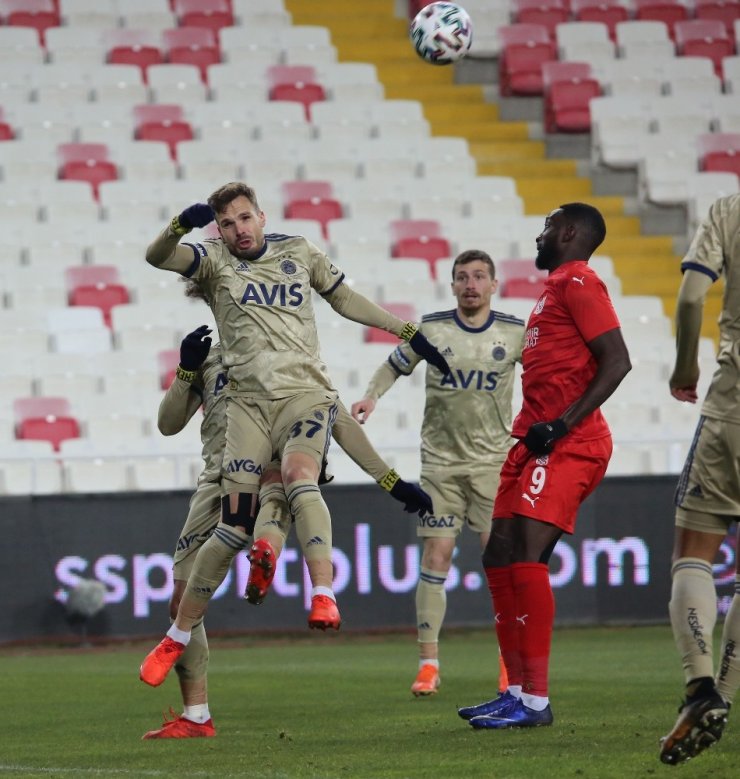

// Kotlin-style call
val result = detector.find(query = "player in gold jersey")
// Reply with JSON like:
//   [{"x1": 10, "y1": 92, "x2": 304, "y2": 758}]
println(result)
[
  {"x1": 660, "y1": 194, "x2": 740, "y2": 765},
  {"x1": 352, "y1": 249, "x2": 524, "y2": 696},
  {"x1": 138, "y1": 182, "x2": 448, "y2": 688}
]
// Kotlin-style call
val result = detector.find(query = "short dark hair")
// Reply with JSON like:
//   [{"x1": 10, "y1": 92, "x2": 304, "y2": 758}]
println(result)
[
  {"x1": 559, "y1": 202, "x2": 606, "y2": 253},
  {"x1": 451, "y1": 249, "x2": 496, "y2": 281},
  {"x1": 208, "y1": 182, "x2": 260, "y2": 215}
]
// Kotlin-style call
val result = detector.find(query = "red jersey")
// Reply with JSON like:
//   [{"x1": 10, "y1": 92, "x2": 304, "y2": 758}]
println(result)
[{"x1": 513, "y1": 260, "x2": 621, "y2": 442}]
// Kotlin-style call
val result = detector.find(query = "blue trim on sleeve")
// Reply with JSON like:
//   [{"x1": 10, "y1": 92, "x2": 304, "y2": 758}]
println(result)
[
  {"x1": 681, "y1": 261, "x2": 719, "y2": 282},
  {"x1": 322, "y1": 272, "x2": 346, "y2": 296},
  {"x1": 180, "y1": 243, "x2": 202, "y2": 278},
  {"x1": 387, "y1": 349, "x2": 412, "y2": 376}
]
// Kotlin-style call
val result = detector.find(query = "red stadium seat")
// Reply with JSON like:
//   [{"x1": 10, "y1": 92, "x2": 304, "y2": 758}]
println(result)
[
  {"x1": 162, "y1": 27, "x2": 220, "y2": 83},
  {"x1": 497, "y1": 259, "x2": 548, "y2": 286},
  {"x1": 513, "y1": 0, "x2": 570, "y2": 38},
  {"x1": 13, "y1": 396, "x2": 80, "y2": 452},
  {"x1": 132, "y1": 104, "x2": 194, "y2": 160},
  {"x1": 675, "y1": 19, "x2": 735, "y2": 77},
  {"x1": 69, "y1": 285, "x2": 131, "y2": 328},
  {"x1": 389, "y1": 219, "x2": 443, "y2": 243},
  {"x1": 544, "y1": 75, "x2": 601, "y2": 133},
  {"x1": 0, "y1": 122, "x2": 14, "y2": 141},
  {"x1": 284, "y1": 199, "x2": 344, "y2": 239},
  {"x1": 572, "y1": 0, "x2": 630, "y2": 41},
  {"x1": 635, "y1": 0, "x2": 690, "y2": 39},
  {"x1": 498, "y1": 25, "x2": 558, "y2": 96},
  {"x1": 501, "y1": 276, "x2": 547, "y2": 299},
  {"x1": 64, "y1": 265, "x2": 121, "y2": 292},
  {"x1": 695, "y1": 0, "x2": 740, "y2": 37},
  {"x1": 57, "y1": 143, "x2": 117, "y2": 200},
  {"x1": 174, "y1": 0, "x2": 234, "y2": 33},
  {"x1": 157, "y1": 349, "x2": 181, "y2": 389},
  {"x1": 392, "y1": 237, "x2": 452, "y2": 279},
  {"x1": 364, "y1": 302, "x2": 418, "y2": 343},
  {"x1": 698, "y1": 132, "x2": 740, "y2": 176},
  {"x1": 281, "y1": 180, "x2": 334, "y2": 202},
  {"x1": 1, "y1": 0, "x2": 60, "y2": 46},
  {"x1": 266, "y1": 65, "x2": 326, "y2": 120},
  {"x1": 105, "y1": 30, "x2": 164, "y2": 83}
]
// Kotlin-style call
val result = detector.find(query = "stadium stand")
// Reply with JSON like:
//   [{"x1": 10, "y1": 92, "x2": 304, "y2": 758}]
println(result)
[{"x1": 0, "y1": 0, "x2": 731, "y2": 488}]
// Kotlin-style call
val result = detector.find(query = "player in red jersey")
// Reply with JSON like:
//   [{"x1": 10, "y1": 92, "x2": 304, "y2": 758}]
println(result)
[{"x1": 458, "y1": 202, "x2": 632, "y2": 729}]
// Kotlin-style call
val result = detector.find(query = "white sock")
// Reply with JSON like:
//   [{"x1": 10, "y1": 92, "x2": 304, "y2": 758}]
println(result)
[
  {"x1": 508, "y1": 685, "x2": 522, "y2": 698},
  {"x1": 166, "y1": 624, "x2": 191, "y2": 646},
  {"x1": 420, "y1": 658, "x2": 439, "y2": 670},
  {"x1": 521, "y1": 693, "x2": 549, "y2": 711},
  {"x1": 182, "y1": 704, "x2": 211, "y2": 724},
  {"x1": 312, "y1": 586, "x2": 335, "y2": 601}
]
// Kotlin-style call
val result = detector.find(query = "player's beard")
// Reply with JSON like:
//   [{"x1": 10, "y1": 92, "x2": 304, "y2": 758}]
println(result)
[{"x1": 535, "y1": 243, "x2": 555, "y2": 270}]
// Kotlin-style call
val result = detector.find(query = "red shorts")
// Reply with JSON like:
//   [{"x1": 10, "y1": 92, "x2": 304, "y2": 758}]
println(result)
[{"x1": 493, "y1": 436, "x2": 612, "y2": 534}]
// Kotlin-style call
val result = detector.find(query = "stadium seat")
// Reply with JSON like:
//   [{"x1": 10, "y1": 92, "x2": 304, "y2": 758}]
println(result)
[
  {"x1": 364, "y1": 302, "x2": 418, "y2": 344},
  {"x1": 498, "y1": 24, "x2": 558, "y2": 96},
  {"x1": 513, "y1": 0, "x2": 570, "y2": 38},
  {"x1": 1, "y1": 0, "x2": 61, "y2": 46},
  {"x1": 501, "y1": 275, "x2": 547, "y2": 299},
  {"x1": 104, "y1": 29, "x2": 165, "y2": 82},
  {"x1": 56, "y1": 142, "x2": 118, "y2": 200},
  {"x1": 660, "y1": 54, "x2": 723, "y2": 95},
  {"x1": 572, "y1": 0, "x2": 630, "y2": 41},
  {"x1": 0, "y1": 440, "x2": 63, "y2": 495},
  {"x1": 63, "y1": 456, "x2": 131, "y2": 494},
  {"x1": 635, "y1": 0, "x2": 690, "y2": 39},
  {"x1": 674, "y1": 19, "x2": 735, "y2": 77},
  {"x1": 0, "y1": 26, "x2": 45, "y2": 66},
  {"x1": 162, "y1": 26, "x2": 221, "y2": 83},
  {"x1": 13, "y1": 396, "x2": 81, "y2": 452},
  {"x1": 277, "y1": 25, "x2": 336, "y2": 66},
  {"x1": 266, "y1": 64, "x2": 327, "y2": 120},
  {"x1": 147, "y1": 63, "x2": 208, "y2": 103},
  {"x1": 68, "y1": 285, "x2": 130, "y2": 328},
  {"x1": 542, "y1": 61, "x2": 601, "y2": 133},
  {"x1": 615, "y1": 19, "x2": 675, "y2": 58},
  {"x1": 173, "y1": 0, "x2": 234, "y2": 33},
  {"x1": 695, "y1": 0, "x2": 740, "y2": 37},
  {"x1": 697, "y1": 131, "x2": 740, "y2": 176},
  {"x1": 133, "y1": 103, "x2": 194, "y2": 161}
]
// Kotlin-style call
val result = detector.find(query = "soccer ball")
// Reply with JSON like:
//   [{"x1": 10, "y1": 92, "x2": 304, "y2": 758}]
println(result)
[{"x1": 409, "y1": 2, "x2": 473, "y2": 66}]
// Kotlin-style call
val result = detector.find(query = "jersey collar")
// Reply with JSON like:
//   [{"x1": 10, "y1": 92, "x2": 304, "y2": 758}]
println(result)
[{"x1": 453, "y1": 310, "x2": 496, "y2": 333}]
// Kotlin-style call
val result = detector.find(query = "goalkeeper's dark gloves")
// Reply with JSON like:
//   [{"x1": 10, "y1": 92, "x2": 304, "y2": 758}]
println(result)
[
  {"x1": 399, "y1": 322, "x2": 450, "y2": 375},
  {"x1": 179, "y1": 325, "x2": 212, "y2": 372},
  {"x1": 522, "y1": 418, "x2": 568, "y2": 455},
  {"x1": 379, "y1": 469, "x2": 433, "y2": 516},
  {"x1": 171, "y1": 203, "x2": 215, "y2": 235}
]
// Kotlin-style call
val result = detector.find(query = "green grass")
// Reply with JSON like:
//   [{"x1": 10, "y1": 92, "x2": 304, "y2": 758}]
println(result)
[{"x1": 1, "y1": 626, "x2": 737, "y2": 778}]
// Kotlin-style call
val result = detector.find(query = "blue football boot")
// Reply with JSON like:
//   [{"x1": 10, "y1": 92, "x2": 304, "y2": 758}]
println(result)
[
  {"x1": 469, "y1": 699, "x2": 553, "y2": 729},
  {"x1": 457, "y1": 691, "x2": 518, "y2": 721}
]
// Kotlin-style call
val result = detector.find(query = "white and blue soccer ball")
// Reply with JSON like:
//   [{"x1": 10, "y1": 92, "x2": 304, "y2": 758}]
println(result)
[{"x1": 409, "y1": 2, "x2": 473, "y2": 66}]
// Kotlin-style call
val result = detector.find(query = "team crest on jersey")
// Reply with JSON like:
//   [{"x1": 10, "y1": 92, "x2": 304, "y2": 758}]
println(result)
[
  {"x1": 235, "y1": 261, "x2": 250, "y2": 272},
  {"x1": 492, "y1": 345, "x2": 506, "y2": 361},
  {"x1": 314, "y1": 410, "x2": 325, "y2": 422},
  {"x1": 535, "y1": 455, "x2": 549, "y2": 466},
  {"x1": 534, "y1": 294, "x2": 547, "y2": 315},
  {"x1": 280, "y1": 258, "x2": 297, "y2": 275}
]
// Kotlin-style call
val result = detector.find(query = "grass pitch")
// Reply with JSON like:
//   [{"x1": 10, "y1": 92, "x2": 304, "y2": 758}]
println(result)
[{"x1": 1, "y1": 626, "x2": 737, "y2": 779}]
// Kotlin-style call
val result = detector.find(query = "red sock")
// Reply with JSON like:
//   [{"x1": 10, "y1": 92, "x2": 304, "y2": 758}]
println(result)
[
  {"x1": 511, "y1": 562, "x2": 553, "y2": 698},
  {"x1": 485, "y1": 566, "x2": 521, "y2": 687}
]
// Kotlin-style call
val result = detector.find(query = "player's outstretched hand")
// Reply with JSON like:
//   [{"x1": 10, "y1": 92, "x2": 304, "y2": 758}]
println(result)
[
  {"x1": 179, "y1": 203, "x2": 215, "y2": 230},
  {"x1": 522, "y1": 419, "x2": 568, "y2": 455},
  {"x1": 180, "y1": 325, "x2": 212, "y2": 371},
  {"x1": 379, "y1": 468, "x2": 433, "y2": 516},
  {"x1": 390, "y1": 479, "x2": 433, "y2": 516},
  {"x1": 351, "y1": 398, "x2": 376, "y2": 424},
  {"x1": 401, "y1": 323, "x2": 450, "y2": 375}
]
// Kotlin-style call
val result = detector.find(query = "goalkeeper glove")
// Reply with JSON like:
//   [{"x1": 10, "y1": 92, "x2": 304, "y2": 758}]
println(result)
[
  {"x1": 379, "y1": 469, "x2": 433, "y2": 516},
  {"x1": 179, "y1": 325, "x2": 212, "y2": 371},
  {"x1": 399, "y1": 322, "x2": 450, "y2": 375},
  {"x1": 171, "y1": 203, "x2": 214, "y2": 235},
  {"x1": 522, "y1": 418, "x2": 568, "y2": 455}
]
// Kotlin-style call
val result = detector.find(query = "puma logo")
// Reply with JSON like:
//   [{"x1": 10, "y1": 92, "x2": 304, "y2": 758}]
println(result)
[
  {"x1": 521, "y1": 493, "x2": 540, "y2": 508},
  {"x1": 572, "y1": 276, "x2": 585, "y2": 285},
  {"x1": 516, "y1": 614, "x2": 528, "y2": 625}
]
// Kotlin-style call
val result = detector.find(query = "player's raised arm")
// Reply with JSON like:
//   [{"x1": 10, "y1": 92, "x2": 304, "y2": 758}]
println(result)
[
  {"x1": 332, "y1": 402, "x2": 432, "y2": 516},
  {"x1": 324, "y1": 283, "x2": 450, "y2": 375},
  {"x1": 158, "y1": 326, "x2": 212, "y2": 435},
  {"x1": 146, "y1": 203, "x2": 215, "y2": 273}
]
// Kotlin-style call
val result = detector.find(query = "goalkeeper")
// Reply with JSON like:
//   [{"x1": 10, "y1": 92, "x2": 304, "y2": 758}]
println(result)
[{"x1": 139, "y1": 181, "x2": 447, "y2": 690}]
